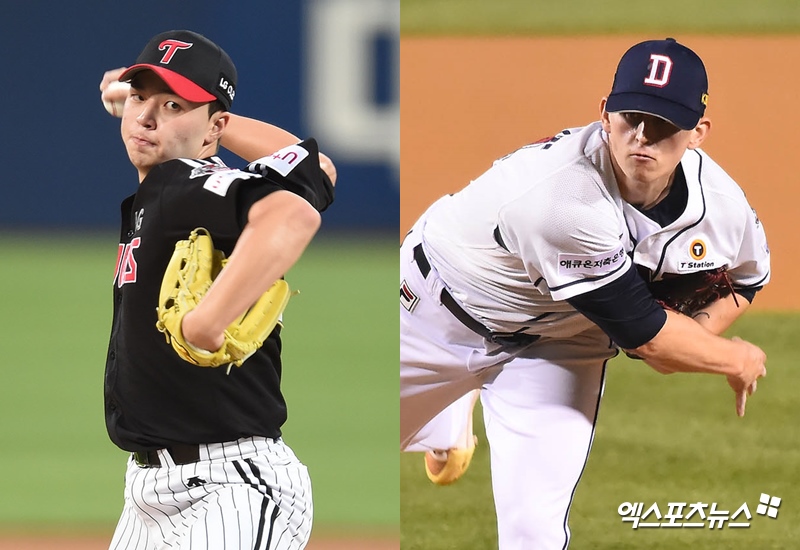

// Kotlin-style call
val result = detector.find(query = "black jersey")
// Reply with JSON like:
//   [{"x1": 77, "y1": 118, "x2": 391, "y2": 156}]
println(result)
[{"x1": 105, "y1": 139, "x2": 334, "y2": 452}]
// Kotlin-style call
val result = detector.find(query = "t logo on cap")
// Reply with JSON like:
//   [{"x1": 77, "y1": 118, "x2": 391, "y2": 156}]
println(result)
[
  {"x1": 643, "y1": 54, "x2": 673, "y2": 88},
  {"x1": 158, "y1": 40, "x2": 193, "y2": 64},
  {"x1": 118, "y1": 30, "x2": 238, "y2": 111}
]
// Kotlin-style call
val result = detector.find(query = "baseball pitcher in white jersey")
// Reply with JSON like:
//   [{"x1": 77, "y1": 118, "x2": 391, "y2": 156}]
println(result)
[{"x1": 400, "y1": 38, "x2": 770, "y2": 549}]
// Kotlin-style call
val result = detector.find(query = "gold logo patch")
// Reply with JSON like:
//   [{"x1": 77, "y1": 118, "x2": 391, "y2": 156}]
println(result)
[{"x1": 690, "y1": 239, "x2": 707, "y2": 260}]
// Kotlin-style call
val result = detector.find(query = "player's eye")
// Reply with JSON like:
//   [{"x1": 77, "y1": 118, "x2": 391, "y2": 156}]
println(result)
[
  {"x1": 165, "y1": 101, "x2": 181, "y2": 111},
  {"x1": 622, "y1": 112, "x2": 643, "y2": 126}
]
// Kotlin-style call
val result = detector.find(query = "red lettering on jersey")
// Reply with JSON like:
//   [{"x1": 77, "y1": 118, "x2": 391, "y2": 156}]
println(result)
[
  {"x1": 158, "y1": 40, "x2": 193, "y2": 64},
  {"x1": 644, "y1": 54, "x2": 673, "y2": 88},
  {"x1": 113, "y1": 243, "x2": 125, "y2": 282},
  {"x1": 115, "y1": 237, "x2": 141, "y2": 288}
]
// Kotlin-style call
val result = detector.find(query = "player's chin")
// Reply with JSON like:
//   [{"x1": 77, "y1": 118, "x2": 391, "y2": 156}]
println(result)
[
  {"x1": 625, "y1": 163, "x2": 664, "y2": 184},
  {"x1": 125, "y1": 150, "x2": 158, "y2": 173}
]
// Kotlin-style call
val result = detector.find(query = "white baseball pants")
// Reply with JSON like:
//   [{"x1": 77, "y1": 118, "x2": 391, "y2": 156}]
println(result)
[
  {"x1": 401, "y1": 227, "x2": 616, "y2": 550},
  {"x1": 108, "y1": 437, "x2": 313, "y2": 550}
]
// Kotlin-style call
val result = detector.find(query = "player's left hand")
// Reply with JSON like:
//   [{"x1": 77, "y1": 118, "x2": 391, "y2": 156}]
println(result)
[{"x1": 155, "y1": 228, "x2": 292, "y2": 370}]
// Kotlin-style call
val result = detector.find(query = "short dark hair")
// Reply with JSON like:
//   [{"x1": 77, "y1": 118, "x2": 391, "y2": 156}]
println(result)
[{"x1": 208, "y1": 100, "x2": 226, "y2": 117}]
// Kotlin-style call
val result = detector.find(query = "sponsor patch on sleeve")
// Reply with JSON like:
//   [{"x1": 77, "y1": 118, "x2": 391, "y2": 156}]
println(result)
[
  {"x1": 557, "y1": 247, "x2": 627, "y2": 275},
  {"x1": 251, "y1": 144, "x2": 310, "y2": 177}
]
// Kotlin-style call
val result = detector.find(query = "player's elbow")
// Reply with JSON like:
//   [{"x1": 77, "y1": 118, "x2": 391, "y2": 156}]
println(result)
[
  {"x1": 276, "y1": 194, "x2": 321, "y2": 244},
  {"x1": 297, "y1": 202, "x2": 322, "y2": 237}
]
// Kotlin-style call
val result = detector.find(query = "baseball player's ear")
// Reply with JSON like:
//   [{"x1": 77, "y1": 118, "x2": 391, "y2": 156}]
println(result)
[
  {"x1": 205, "y1": 112, "x2": 231, "y2": 146},
  {"x1": 687, "y1": 117, "x2": 711, "y2": 150},
  {"x1": 599, "y1": 97, "x2": 611, "y2": 132}
]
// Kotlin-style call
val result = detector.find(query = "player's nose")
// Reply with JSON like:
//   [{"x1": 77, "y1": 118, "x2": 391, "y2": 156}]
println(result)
[
  {"x1": 634, "y1": 121, "x2": 650, "y2": 143},
  {"x1": 135, "y1": 102, "x2": 157, "y2": 127}
]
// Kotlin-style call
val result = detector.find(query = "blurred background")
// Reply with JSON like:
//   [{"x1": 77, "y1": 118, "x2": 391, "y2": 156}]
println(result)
[{"x1": 0, "y1": 0, "x2": 398, "y2": 547}]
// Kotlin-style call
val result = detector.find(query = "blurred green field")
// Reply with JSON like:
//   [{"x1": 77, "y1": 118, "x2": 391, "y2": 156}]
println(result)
[
  {"x1": 0, "y1": 232, "x2": 398, "y2": 535},
  {"x1": 400, "y1": 313, "x2": 800, "y2": 549},
  {"x1": 401, "y1": 0, "x2": 800, "y2": 35}
]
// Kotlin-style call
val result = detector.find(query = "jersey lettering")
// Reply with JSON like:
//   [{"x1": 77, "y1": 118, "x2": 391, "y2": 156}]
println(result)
[
  {"x1": 679, "y1": 260, "x2": 717, "y2": 271},
  {"x1": 135, "y1": 208, "x2": 145, "y2": 231},
  {"x1": 499, "y1": 130, "x2": 572, "y2": 162},
  {"x1": 558, "y1": 247, "x2": 626, "y2": 275},
  {"x1": 644, "y1": 54, "x2": 673, "y2": 88},
  {"x1": 158, "y1": 40, "x2": 193, "y2": 64},
  {"x1": 115, "y1": 237, "x2": 141, "y2": 288},
  {"x1": 113, "y1": 244, "x2": 125, "y2": 283},
  {"x1": 541, "y1": 129, "x2": 572, "y2": 150}
]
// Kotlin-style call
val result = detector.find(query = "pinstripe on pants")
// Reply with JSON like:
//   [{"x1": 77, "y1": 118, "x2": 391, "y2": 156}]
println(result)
[{"x1": 108, "y1": 436, "x2": 313, "y2": 550}]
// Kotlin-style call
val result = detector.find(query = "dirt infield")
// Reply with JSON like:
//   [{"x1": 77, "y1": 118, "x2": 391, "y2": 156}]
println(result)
[
  {"x1": 401, "y1": 35, "x2": 800, "y2": 310},
  {"x1": 0, "y1": 533, "x2": 399, "y2": 549}
]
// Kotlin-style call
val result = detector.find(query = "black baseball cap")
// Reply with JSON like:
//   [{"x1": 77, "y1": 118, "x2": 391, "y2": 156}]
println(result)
[
  {"x1": 606, "y1": 38, "x2": 708, "y2": 130},
  {"x1": 119, "y1": 30, "x2": 237, "y2": 110}
]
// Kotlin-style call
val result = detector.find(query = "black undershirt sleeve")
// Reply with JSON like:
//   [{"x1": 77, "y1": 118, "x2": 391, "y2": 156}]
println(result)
[
  {"x1": 736, "y1": 286, "x2": 760, "y2": 304},
  {"x1": 566, "y1": 264, "x2": 667, "y2": 349}
]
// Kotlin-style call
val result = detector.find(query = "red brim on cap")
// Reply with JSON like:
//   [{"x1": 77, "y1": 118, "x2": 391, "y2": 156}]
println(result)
[{"x1": 118, "y1": 64, "x2": 216, "y2": 104}]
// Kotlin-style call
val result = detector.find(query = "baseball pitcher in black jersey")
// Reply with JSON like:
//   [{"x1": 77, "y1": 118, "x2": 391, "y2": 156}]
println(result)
[{"x1": 99, "y1": 30, "x2": 335, "y2": 550}]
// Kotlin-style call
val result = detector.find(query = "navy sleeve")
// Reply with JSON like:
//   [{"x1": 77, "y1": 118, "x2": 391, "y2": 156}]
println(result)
[
  {"x1": 566, "y1": 264, "x2": 667, "y2": 349},
  {"x1": 736, "y1": 286, "x2": 760, "y2": 304}
]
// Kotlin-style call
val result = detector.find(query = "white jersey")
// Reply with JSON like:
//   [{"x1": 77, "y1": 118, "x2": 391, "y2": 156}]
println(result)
[{"x1": 421, "y1": 122, "x2": 770, "y2": 339}]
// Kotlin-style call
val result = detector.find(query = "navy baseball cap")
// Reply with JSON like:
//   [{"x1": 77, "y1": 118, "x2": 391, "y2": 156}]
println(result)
[
  {"x1": 606, "y1": 38, "x2": 708, "y2": 130},
  {"x1": 119, "y1": 30, "x2": 237, "y2": 110}
]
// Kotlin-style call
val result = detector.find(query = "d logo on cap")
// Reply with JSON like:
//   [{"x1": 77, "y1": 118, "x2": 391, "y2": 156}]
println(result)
[
  {"x1": 605, "y1": 38, "x2": 709, "y2": 131},
  {"x1": 643, "y1": 54, "x2": 673, "y2": 88}
]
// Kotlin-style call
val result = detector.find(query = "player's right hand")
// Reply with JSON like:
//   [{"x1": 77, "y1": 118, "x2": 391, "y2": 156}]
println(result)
[
  {"x1": 100, "y1": 67, "x2": 130, "y2": 105},
  {"x1": 725, "y1": 336, "x2": 766, "y2": 417},
  {"x1": 99, "y1": 67, "x2": 128, "y2": 92}
]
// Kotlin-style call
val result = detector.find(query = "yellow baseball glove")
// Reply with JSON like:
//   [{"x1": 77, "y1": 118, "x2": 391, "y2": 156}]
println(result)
[{"x1": 155, "y1": 228, "x2": 291, "y2": 369}]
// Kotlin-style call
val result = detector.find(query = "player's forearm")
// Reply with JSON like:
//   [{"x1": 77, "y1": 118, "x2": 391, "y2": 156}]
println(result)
[
  {"x1": 220, "y1": 114, "x2": 300, "y2": 162},
  {"x1": 627, "y1": 310, "x2": 745, "y2": 377},
  {"x1": 192, "y1": 191, "x2": 321, "y2": 335},
  {"x1": 691, "y1": 292, "x2": 750, "y2": 335}
]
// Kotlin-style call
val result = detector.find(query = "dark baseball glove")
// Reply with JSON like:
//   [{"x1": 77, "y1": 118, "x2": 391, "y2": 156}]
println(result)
[
  {"x1": 155, "y1": 228, "x2": 291, "y2": 370},
  {"x1": 642, "y1": 266, "x2": 739, "y2": 317}
]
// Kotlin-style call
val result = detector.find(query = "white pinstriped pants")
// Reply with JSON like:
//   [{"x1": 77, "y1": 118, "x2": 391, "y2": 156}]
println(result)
[{"x1": 108, "y1": 437, "x2": 313, "y2": 550}]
